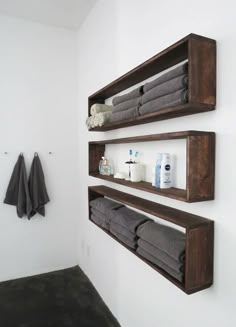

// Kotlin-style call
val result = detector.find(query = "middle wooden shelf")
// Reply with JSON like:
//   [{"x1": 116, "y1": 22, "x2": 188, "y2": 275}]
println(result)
[{"x1": 89, "y1": 130, "x2": 215, "y2": 203}]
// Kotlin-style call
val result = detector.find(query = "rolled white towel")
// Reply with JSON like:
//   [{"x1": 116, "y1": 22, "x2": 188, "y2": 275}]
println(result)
[
  {"x1": 90, "y1": 103, "x2": 113, "y2": 116},
  {"x1": 86, "y1": 116, "x2": 96, "y2": 129},
  {"x1": 96, "y1": 111, "x2": 112, "y2": 127},
  {"x1": 93, "y1": 114, "x2": 100, "y2": 127}
]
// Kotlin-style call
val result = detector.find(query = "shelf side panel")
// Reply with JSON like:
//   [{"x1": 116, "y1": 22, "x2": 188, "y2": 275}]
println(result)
[
  {"x1": 187, "y1": 134, "x2": 215, "y2": 201},
  {"x1": 89, "y1": 144, "x2": 105, "y2": 174},
  {"x1": 188, "y1": 37, "x2": 216, "y2": 106},
  {"x1": 185, "y1": 222, "x2": 214, "y2": 291}
]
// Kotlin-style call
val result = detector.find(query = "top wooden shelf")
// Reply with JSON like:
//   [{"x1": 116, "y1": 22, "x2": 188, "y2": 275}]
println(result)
[{"x1": 88, "y1": 33, "x2": 216, "y2": 131}]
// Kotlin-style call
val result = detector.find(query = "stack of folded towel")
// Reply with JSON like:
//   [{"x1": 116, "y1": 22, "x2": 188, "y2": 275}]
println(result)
[
  {"x1": 90, "y1": 197, "x2": 124, "y2": 230},
  {"x1": 136, "y1": 221, "x2": 185, "y2": 282},
  {"x1": 86, "y1": 104, "x2": 112, "y2": 129},
  {"x1": 110, "y1": 86, "x2": 143, "y2": 122},
  {"x1": 139, "y1": 62, "x2": 188, "y2": 116},
  {"x1": 108, "y1": 206, "x2": 151, "y2": 249}
]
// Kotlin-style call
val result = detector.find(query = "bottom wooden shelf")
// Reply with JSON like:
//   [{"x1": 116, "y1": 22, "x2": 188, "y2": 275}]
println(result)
[{"x1": 88, "y1": 185, "x2": 214, "y2": 294}]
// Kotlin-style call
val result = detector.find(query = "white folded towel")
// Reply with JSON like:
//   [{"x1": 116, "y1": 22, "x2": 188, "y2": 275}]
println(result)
[{"x1": 90, "y1": 103, "x2": 113, "y2": 116}]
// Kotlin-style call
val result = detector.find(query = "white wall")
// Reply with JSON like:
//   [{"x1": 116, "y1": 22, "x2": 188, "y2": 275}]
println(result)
[
  {"x1": 77, "y1": 0, "x2": 236, "y2": 326},
  {"x1": 0, "y1": 15, "x2": 78, "y2": 281}
]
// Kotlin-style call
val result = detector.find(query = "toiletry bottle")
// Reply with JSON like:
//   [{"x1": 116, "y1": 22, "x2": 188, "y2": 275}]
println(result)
[
  {"x1": 99, "y1": 156, "x2": 104, "y2": 174},
  {"x1": 153, "y1": 153, "x2": 162, "y2": 188},
  {"x1": 102, "y1": 157, "x2": 111, "y2": 176},
  {"x1": 160, "y1": 153, "x2": 172, "y2": 189}
]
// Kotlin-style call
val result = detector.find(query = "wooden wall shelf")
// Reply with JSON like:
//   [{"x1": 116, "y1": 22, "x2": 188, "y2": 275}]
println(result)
[
  {"x1": 88, "y1": 33, "x2": 216, "y2": 131},
  {"x1": 88, "y1": 185, "x2": 214, "y2": 294},
  {"x1": 89, "y1": 131, "x2": 215, "y2": 202}
]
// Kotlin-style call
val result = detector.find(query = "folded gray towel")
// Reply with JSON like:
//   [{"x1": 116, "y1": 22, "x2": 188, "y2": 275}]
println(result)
[
  {"x1": 112, "y1": 98, "x2": 141, "y2": 113},
  {"x1": 137, "y1": 221, "x2": 185, "y2": 262},
  {"x1": 112, "y1": 86, "x2": 143, "y2": 106},
  {"x1": 141, "y1": 75, "x2": 188, "y2": 105},
  {"x1": 143, "y1": 62, "x2": 188, "y2": 92},
  {"x1": 110, "y1": 107, "x2": 139, "y2": 123},
  {"x1": 91, "y1": 208, "x2": 110, "y2": 229},
  {"x1": 28, "y1": 153, "x2": 50, "y2": 219},
  {"x1": 90, "y1": 197, "x2": 123, "y2": 214},
  {"x1": 138, "y1": 239, "x2": 184, "y2": 272},
  {"x1": 91, "y1": 214, "x2": 109, "y2": 230},
  {"x1": 139, "y1": 89, "x2": 188, "y2": 116},
  {"x1": 4, "y1": 154, "x2": 32, "y2": 218},
  {"x1": 137, "y1": 247, "x2": 183, "y2": 282},
  {"x1": 110, "y1": 227, "x2": 137, "y2": 249},
  {"x1": 110, "y1": 221, "x2": 137, "y2": 242},
  {"x1": 108, "y1": 206, "x2": 150, "y2": 233}
]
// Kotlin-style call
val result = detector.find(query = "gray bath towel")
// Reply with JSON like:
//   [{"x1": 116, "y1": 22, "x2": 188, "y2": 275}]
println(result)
[
  {"x1": 110, "y1": 107, "x2": 139, "y2": 123},
  {"x1": 139, "y1": 89, "x2": 188, "y2": 116},
  {"x1": 141, "y1": 75, "x2": 188, "y2": 105},
  {"x1": 110, "y1": 221, "x2": 137, "y2": 242},
  {"x1": 137, "y1": 247, "x2": 183, "y2": 282},
  {"x1": 137, "y1": 221, "x2": 185, "y2": 262},
  {"x1": 112, "y1": 98, "x2": 141, "y2": 113},
  {"x1": 4, "y1": 154, "x2": 32, "y2": 218},
  {"x1": 90, "y1": 197, "x2": 123, "y2": 214},
  {"x1": 91, "y1": 214, "x2": 109, "y2": 230},
  {"x1": 28, "y1": 153, "x2": 50, "y2": 219},
  {"x1": 138, "y1": 239, "x2": 184, "y2": 272},
  {"x1": 91, "y1": 208, "x2": 110, "y2": 229},
  {"x1": 108, "y1": 206, "x2": 150, "y2": 233},
  {"x1": 143, "y1": 62, "x2": 188, "y2": 92},
  {"x1": 110, "y1": 227, "x2": 137, "y2": 249},
  {"x1": 112, "y1": 86, "x2": 143, "y2": 106}
]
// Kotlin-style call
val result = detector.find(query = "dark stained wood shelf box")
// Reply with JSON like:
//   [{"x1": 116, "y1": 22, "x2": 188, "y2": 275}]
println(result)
[
  {"x1": 88, "y1": 185, "x2": 214, "y2": 294},
  {"x1": 88, "y1": 33, "x2": 216, "y2": 131},
  {"x1": 89, "y1": 131, "x2": 215, "y2": 202}
]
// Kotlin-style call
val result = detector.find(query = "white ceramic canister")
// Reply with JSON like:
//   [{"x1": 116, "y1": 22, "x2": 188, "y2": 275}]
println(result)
[{"x1": 130, "y1": 163, "x2": 142, "y2": 182}]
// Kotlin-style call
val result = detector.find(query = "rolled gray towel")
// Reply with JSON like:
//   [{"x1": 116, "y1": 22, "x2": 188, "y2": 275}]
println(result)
[
  {"x1": 90, "y1": 197, "x2": 123, "y2": 214},
  {"x1": 141, "y1": 75, "x2": 188, "y2": 105},
  {"x1": 110, "y1": 221, "x2": 137, "y2": 242},
  {"x1": 137, "y1": 221, "x2": 185, "y2": 262},
  {"x1": 143, "y1": 62, "x2": 188, "y2": 92},
  {"x1": 112, "y1": 98, "x2": 141, "y2": 113},
  {"x1": 112, "y1": 86, "x2": 143, "y2": 106},
  {"x1": 110, "y1": 107, "x2": 139, "y2": 123},
  {"x1": 138, "y1": 239, "x2": 184, "y2": 272},
  {"x1": 91, "y1": 214, "x2": 109, "y2": 230},
  {"x1": 91, "y1": 208, "x2": 110, "y2": 229},
  {"x1": 110, "y1": 227, "x2": 137, "y2": 249},
  {"x1": 108, "y1": 206, "x2": 151, "y2": 233},
  {"x1": 137, "y1": 247, "x2": 183, "y2": 282},
  {"x1": 139, "y1": 89, "x2": 188, "y2": 116}
]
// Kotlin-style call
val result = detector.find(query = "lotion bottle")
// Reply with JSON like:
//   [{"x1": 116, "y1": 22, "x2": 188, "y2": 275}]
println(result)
[
  {"x1": 152, "y1": 153, "x2": 162, "y2": 187},
  {"x1": 160, "y1": 153, "x2": 172, "y2": 189}
]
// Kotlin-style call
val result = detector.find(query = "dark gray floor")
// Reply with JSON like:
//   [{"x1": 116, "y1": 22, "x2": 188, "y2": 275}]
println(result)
[{"x1": 0, "y1": 265, "x2": 120, "y2": 327}]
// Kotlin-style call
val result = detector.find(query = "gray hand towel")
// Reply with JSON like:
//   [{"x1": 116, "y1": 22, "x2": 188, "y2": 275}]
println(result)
[
  {"x1": 28, "y1": 153, "x2": 50, "y2": 219},
  {"x1": 4, "y1": 154, "x2": 32, "y2": 218},
  {"x1": 90, "y1": 197, "x2": 123, "y2": 214},
  {"x1": 139, "y1": 89, "x2": 188, "y2": 116},
  {"x1": 137, "y1": 221, "x2": 185, "y2": 262},
  {"x1": 141, "y1": 75, "x2": 188, "y2": 105},
  {"x1": 137, "y1": 247, "x2": 183, "y2": 282},
  {"x1": 143, "y1": 62, "x2": 188, "y2": 92},
  {"x1": 91, "y1": 214, "x2": 109, "y2": 230},
  {"x1": 112, "y1": 98, "x2": 141, "y2": 113},
  {"x1": 91, "y1": 208, "x2": 110, "y2": 229},
  {"x1": 137, "y1": 239, "x2": 184, "y2": 272},
  {"x1": 108, "y1": 206, "x2": 150, "y2": 233},
  {"x1": 110, "y1": 227, "x2": 137, "y2": 249},
  {"x1": 110, "y1": 107, "x2": 139, "y2": 123},
  {"x1": 112, "y1": 86, "x2": 143, "y2": 106},
  {"x1": 110, "y1": 221, "x2": 137, "y2": 242}
]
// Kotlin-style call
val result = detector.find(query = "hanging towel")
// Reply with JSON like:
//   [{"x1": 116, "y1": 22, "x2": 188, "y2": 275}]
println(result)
[
  {"x1": 28, "y1": 153, "x2": 50, "y2": 219},
  {"x1": 4, "y1": 154, "x2": 32, "y2": 218}
]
